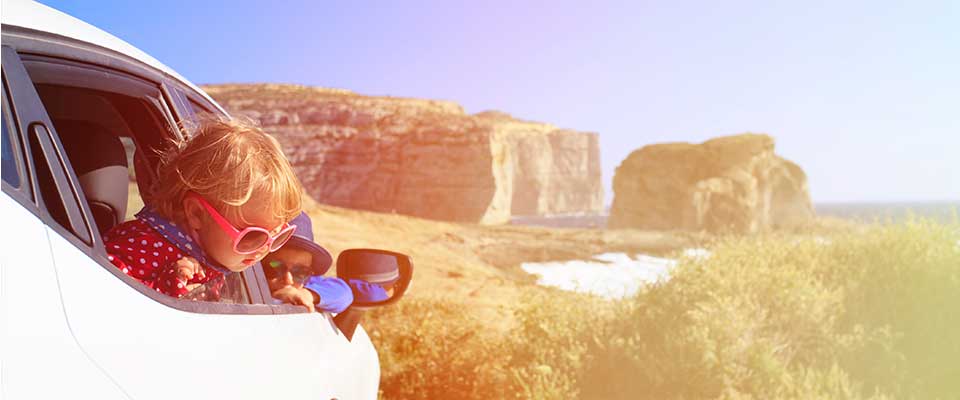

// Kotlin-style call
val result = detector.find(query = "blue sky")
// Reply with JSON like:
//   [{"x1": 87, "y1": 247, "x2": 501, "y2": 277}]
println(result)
[{"x1": 38, "y1": 0, "x2": 959, "y2": 203}]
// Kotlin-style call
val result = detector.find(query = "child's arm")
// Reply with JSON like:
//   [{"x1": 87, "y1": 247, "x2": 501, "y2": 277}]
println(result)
[
  {"x1": 346, "y1": 279, "x2": 389, "y2": 303},
  {"x1": 151, "y1": 256, "x2": 214, "y2": 298},
  {"x1": 272, "y1": 277, "x2": 354, "y2": 313},
  {"x1": 303, "y1": 276, "x2": 354, "y2": 313},
  {"x1": 106, "y1": 251, "x2": 206, "y2": 298},
  {"x1": 104, "y1": 221, "x2": 203, "y2": 298}
]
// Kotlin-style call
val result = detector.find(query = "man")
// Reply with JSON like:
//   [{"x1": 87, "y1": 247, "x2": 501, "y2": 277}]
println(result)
[{"x1": 263, "y1": 212, "x2": 387, "y2": 312}]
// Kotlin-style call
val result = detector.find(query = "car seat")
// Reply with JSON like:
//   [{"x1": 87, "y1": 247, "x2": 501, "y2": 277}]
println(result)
[{"x1": 56, "y1": 119, "x2": 129, "y2": 235}]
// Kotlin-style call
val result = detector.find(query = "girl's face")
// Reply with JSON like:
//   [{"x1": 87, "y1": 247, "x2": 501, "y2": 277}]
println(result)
[{"x1": 183, "y1": 192, "x2": 288, "y2": 272}]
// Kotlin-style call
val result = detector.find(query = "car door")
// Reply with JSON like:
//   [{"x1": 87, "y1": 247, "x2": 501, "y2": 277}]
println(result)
[
  {"x1": 1, "y1": 43, "x2": 378, "y2": 399},
  {"x1": 1, "y1": 46, "x2": 128, "y2": 400}
]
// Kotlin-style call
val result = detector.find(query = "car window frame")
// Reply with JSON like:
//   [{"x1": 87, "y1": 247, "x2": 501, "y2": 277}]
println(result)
[
  {"x1": 179, "y1": 86, "x2": 218, "y2": 118},
  {"x1": 3, "y1": 46, "x2": 94, "y2": 245},
  {"x1": 1, "y1": 72, "x2": 34, "y2": 205},
  {"x1": 1, "y1": 40, "x2": 279, "y2": 315},
  {"x1": 4, "y1": 26, "x2": 310, "y2": 315},
  {"x1": 1, "y1": 90, "x2": 24, "y2": 189}
]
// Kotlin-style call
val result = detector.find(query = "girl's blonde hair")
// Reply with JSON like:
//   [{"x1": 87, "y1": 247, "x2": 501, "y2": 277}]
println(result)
[{"x1": 152, "y1": 116, "x2": 302, "y2": 226}]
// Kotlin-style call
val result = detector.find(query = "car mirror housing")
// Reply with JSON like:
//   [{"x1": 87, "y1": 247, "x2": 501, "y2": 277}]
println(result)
[
  {"x1": 336, "y1": 248, "x2": 413, "y2": 309},
  {"x1": 333, "y1": 248, "x2": 413, "y2": 341}
]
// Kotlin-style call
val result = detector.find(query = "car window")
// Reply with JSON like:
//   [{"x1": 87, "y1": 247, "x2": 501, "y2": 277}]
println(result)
[
  {"x1": 188, "y1": 99, "x2": 212, "y2": 115},
  {"x1": 182, "y1": 273, "x2": 251, "y2": 304},
  {"x1": 48, "y1": 89, "x2": 249, "y2": 305},
  {"x1": 23, "y1": 59, "x2": 252, "y2": 306},
  {"x1": 2, "y1": 106, "x2": 21, "y2": 188},
  {"x1": 170, "y1": 87, "x2": 219, "y2": 130},
  {"x1": 117, "y1": 136, "x2": 143, "y2": 221},
  {"x1": 25, "y1": 122, "x2": 93, "y2": 245}
]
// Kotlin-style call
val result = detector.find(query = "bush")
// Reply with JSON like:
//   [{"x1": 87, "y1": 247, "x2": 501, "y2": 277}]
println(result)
[
  {"x1": 367, "y1": 298, "x2": 516, "y2": 400},
  {"x1": 367, "y1": 220, "x2": 960, "y2": 399}
]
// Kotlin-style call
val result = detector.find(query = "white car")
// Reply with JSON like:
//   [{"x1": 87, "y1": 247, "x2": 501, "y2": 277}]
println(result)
[{"x1": 0, "y1": 1, "x2": 410, "y2": 399}]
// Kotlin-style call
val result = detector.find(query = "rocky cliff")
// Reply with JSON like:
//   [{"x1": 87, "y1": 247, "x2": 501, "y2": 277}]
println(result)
[
  {"x1": 608, "y1": 134, "x2": 814, "y2": 233},
  {"x1": 202, "y1": 84, "x2": 604, "y2": 224}
]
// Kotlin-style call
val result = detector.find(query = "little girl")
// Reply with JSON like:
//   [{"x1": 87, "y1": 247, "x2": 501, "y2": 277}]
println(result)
[{"x1": 103, "y1": 117, "x2": 303, "y2": 299}]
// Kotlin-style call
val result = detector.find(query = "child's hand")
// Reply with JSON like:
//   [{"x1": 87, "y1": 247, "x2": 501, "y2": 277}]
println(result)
[
  {"x1": 348, "y1": 279, "x2": 390, "y2": 303},
  {"x1": 272, "y1": 286, "x2": 316, "y2": 313},
  {"x1": 174, "y1": 256, "x2": 205, "y2": 290}
]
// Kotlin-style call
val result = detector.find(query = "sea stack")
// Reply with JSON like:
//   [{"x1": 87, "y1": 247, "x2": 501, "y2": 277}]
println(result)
[{"x1": 609, "y1": 133, "x2": 814, "y2": 233}]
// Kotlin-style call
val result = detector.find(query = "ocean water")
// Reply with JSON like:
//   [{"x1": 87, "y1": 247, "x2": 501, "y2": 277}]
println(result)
[
  {"x1": 521, "y1": 249, "x2": 710, "y2": 299},
  {"x1": 516, "y1": 202, "x2": 957, "y2": 298},
  {"x1": 815, "y1": 201, "x2": 958, "y2": 224},
  {"x1": 509, "y1": 214, "x2": 609, "y2": 229}
]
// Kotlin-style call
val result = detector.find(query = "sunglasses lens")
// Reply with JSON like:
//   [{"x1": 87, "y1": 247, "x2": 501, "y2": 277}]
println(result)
[
  {"x1": 262, "y1": 260, "x2": 282, "y2": 278},
  {"x1": 236, "y1": 230, "x2": 269, "y2": 253},
  {"x1": 269, "y1": 228, "x2": 296, "y2": 252},
  {"x1": 292, "y1": 265, "x2": 314, "y2": 284},
  {"x1": 263, "y1": 259, "x2": 311, "y2": 284}
]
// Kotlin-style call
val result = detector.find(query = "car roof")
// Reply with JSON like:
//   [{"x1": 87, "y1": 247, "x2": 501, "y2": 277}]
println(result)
[{"x1": 1, "y1": 0, "x2": 225, "y2": 114}]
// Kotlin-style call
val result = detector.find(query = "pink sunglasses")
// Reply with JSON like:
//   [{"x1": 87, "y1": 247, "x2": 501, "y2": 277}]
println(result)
[{"x1": 189, "y1": 193, "x2": 297, "y2": 255}]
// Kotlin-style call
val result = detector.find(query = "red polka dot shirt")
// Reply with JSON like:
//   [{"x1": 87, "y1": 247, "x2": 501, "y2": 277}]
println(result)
[{"x1": 103, "y1": 219, "x2": 223, "y2": 299}]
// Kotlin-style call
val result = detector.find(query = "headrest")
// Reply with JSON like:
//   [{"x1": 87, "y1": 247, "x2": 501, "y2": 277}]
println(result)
[
  {"x1": 57, "y1": 120, "x2": 127, "y2": 173},
  {"x1": 56, "y1": 120, "x2": 129, "y2": 234}
]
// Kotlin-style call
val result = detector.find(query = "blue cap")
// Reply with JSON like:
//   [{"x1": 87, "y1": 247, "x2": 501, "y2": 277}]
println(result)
[{"x1": 284, "y1": 212, "x2": 333, "y2": 276}]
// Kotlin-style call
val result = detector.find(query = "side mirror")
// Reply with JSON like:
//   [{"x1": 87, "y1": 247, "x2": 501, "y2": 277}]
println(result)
[
  {"x1": 333, "y1": 249, "x2": 413, "y2": 341},
  {"x1": 336, "y1": 248, "x2": 413, "y2": 309}
]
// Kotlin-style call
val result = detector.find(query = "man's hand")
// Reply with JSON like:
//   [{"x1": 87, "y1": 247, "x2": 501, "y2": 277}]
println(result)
[
  {"x1": 175, "y1": 256, "x2": 205, "y2": 291},
  {"x1": 272, "y1": 286, "x2": 316, "y2": 313}
]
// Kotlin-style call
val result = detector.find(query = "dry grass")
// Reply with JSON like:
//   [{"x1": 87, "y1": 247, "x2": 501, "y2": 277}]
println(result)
[{"x1": 367, "y1": 219, "x2": 960, "y2": 399}]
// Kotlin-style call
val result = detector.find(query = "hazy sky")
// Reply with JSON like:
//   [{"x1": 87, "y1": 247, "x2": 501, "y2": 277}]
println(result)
[{"x1": 38, "y1": 0, "x2": 959, "y2": 203}]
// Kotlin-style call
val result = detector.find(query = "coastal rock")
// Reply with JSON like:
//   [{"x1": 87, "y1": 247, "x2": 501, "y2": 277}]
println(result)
[
  {"x1": 203, "y1": 84, "x2": 604, "y2": 223},
  {"x1": 608, "y1": 134, "x2": 814, "y2": 233}
]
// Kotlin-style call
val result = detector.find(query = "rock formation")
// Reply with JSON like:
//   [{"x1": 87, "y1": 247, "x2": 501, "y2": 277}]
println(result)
[
  {"x1": 608, "y1": 134, "x2": 814, "y2": 233},
  {"x1": 202, "y1": 84, "x2": 604, "y2": 224}
]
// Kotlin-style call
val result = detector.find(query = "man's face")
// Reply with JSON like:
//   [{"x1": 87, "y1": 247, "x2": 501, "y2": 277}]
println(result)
[{"x1": 261, "y1": 246, "x2": 313, "y2": 293}]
